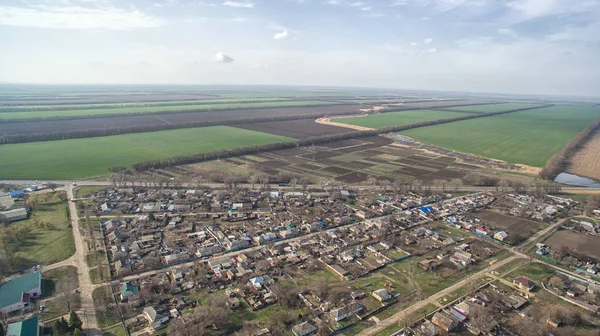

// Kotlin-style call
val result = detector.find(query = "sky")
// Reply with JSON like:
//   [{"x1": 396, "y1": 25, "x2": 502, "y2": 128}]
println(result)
[{"x1": 0, "y1": 0, "x2": 599, "y2": 96}]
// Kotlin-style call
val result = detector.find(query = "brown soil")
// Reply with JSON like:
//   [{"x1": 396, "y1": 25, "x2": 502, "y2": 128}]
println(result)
[
  {"x1": 568, "y1": 130, "x2": 600, "y2": 181},
  {"x1": 545, "y1": 230, "x2": 600, "y2": 261}
]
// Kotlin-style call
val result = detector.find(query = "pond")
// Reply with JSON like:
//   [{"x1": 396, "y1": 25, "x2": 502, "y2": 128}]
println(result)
[{"x1": 554, "y1": 172, "x2": 600, "y2": 188}]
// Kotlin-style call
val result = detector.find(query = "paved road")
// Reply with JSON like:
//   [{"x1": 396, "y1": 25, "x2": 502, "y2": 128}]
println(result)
[
  {"x1": 66, "y1": 185, "x2": 102, "y2": 336},
  {"x1": 2, "y1": 179, "x2": 600, "y2": 194}
]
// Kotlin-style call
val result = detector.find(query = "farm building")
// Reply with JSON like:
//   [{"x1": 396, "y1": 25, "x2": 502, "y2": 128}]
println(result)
[
  {"x1": 450, "y1": 252, "x2": 472, "y2": 267},
  {"x1": 6, "y1": 315, "x2": 40, "y2": 336},
  {"x1": 513, "y1": 276, "x2": 536, "y2": 292},
  {"x1": 0, "y1": 271, "x2": 42, "y2": 314},
  {"x1": 0, "y1": 208, "x2": 28, "y2": 223}
]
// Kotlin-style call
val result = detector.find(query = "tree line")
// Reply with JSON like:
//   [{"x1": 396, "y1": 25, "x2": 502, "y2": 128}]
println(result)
[
  {"x1": 0, "y1": 98, "x2": 319, "y2": 113},
  {"x1": 539, "y1": 116, "x2": 600, "y2": 180},
  {"x1": 0, "y1": 102, "x2": 352, "y2": 124},
  {"x1": 131, "y1": 104, "x2": 552, "y2": 171}
]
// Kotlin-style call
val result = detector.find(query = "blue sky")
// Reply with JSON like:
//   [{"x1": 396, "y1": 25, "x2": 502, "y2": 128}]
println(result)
[{"x1": 0, "y1": 0, "x2": 599, "y2": 96}]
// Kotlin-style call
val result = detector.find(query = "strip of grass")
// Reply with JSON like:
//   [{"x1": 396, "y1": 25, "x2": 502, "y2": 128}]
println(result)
[
  {"x1": 0, "y1": 126, "x2": 292, "y2": 179},
  {"x1": 438, "y1": 103, "x2": 543, "y2": 113},
  {"x1": 2, "y1": 192, "x2": 74, "y2": 270},
  {"x1": 332, "y1": 110, "x2": 471, "y2": 129},
  {"x1": 0, "y1": 100, "x2": 339, "y2": 120},
  {"x1": 93, "y1": 286, "x2": 121, "y2": 328},
  {"x1": 402, "y1": 106, "x2": 600, "y2": 167},
  {"x1": 102, "y1": 324, "x2": 128, "y2": 336},
  {"x1": 42, "y1": 266, "x2": 79, "y2": 297}
]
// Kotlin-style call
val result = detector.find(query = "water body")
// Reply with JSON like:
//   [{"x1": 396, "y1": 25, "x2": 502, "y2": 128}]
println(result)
[{"x1": 554, "y1": 172, "x2": 600, "y2": 188}]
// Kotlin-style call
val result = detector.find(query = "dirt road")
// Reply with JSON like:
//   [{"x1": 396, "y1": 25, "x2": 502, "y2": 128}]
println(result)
[
  {"x1": 315, "y1": 116, "x2": 374, "y2": 131},
  {"x1": 66, "y1": 185, "x2": 102, "y2": 336}
]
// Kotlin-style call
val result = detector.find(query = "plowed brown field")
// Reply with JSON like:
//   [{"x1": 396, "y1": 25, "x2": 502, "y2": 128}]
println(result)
[{"x1": 568, "y1": 130, "x2": 600, "y2": 181}]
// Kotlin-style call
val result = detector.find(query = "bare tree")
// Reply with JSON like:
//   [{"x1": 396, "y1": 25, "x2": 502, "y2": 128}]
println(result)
[{"x1": 55, "y1": 277, "x2": 78, "y2": 312}]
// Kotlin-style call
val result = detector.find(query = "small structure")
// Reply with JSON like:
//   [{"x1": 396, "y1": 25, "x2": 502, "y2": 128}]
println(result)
[
  {"x1": 0, "y1": 271, "x2": 42, "y2": 314},
  {"x1": 372, "y1": 288, "x2": 392, "y2": 302},
  {"x1": 513, "y1": 276, "x2": 535, "y2": 292},
  {"x1": 227, "y1": 297, "x2": 240, "y2": 309},
  {"x1": 450, "y1": 251, "x2": 472, "y2": 267},
  {"x1": 432, "y1": 311, "x2": 459, "y2": 332},
  {"x1": 8, "y1": 190, "x2": 25, "y2": 199},
  {"x1": 0, "y1": 208, "x2": 28, "y2": 223},
  {"x1": 6, "y1": 315, "x2": 40, "y2": 336},
  {"x1": 249, "y1": 276, "x2": 265, "y2": 289},
  {"x1": 143, "y1": 306, "x2": 169, "y2": 330},
  {"x1": 120, "y1": 281, "x2": 140, "y2": 302},
  {"x1": 292, "y1": 321, "x2": 317, "y2": 336},
  {"x1": 493, "y1": 231, "x2": 508, "y2": 242}
]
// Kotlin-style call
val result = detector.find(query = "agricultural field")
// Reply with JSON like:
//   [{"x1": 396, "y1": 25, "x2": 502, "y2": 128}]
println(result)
[
  {"x1": 235, "y1": 119, "x2": 354, "y2": 138},
  {"x1": 183, "y1": 136, "x2": 474, "y2": 183},
  {"x1": 0, "y1": 126, "x2": 292, "y2": 179},
  {"x1": 438, "y1": 102, "x2": 544, "y2": 113},
  {"x1": 0, "y1": 97, "x2": 289, "y2": 111},
  {"x1": 568, "y1": 129, "x2": 600, "y2": 181},
  {"x1": 331, "y1": 110, "x2": 471, "y2": 129},
  {"x1": 0, "y1": 191, "x2": 74, "y2": 270},
  {"x1": 545, "y1": 229, "x2": 600, "y2": 261},
  {"x1": 471, "y1": 210, "x2": 544, "y2": 243},
  {"x1": 0, "y1": 100, "x2": 342, "y2": 120},
  {"x1": 0, "y1": 104, "x2": 364, "y2": 136},
  {"x1": 402, "y1": 106, "x2": 600, "y2": 167}
]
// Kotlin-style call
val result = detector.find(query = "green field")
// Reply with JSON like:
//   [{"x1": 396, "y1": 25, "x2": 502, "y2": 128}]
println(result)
[
  {"x1": 0, "y1": 126, "x2": 292, "y2": 179},
  {"x1": 402, "y1": 106, "x2": 600, "y2": 167},
  {"x1": 332, "y1": 110, "x2": 470, "y2": 129},
  {"x1": 438, "y1": 102, "x2": 543, "y2": 113},
  {"x1": 1, "y1": 192, "x2": 74, "y2": 270},
  {"x1": 0, "y1": 100, "x2": 338, "y2": 120},
  {"x1": 0, "y1": 98, "x2": 289, "y2": 111}
]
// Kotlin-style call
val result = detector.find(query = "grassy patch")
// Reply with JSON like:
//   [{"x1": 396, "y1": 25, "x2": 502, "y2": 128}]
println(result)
[
  {"x1": 74, "y1": 186, "x2": 106, "y2": 198},
  {"x1": 38, "y1": 293, "x2": 82, "y2": 322},
  {"x1": 189, "y1": 160, "x2": 259, "y2": 176},
  {"x1": 402, "y1": 106, "x2": 600, "y2": 167},
  {"x1": 503, "y1": 262, "x2": 556, "y2": 283},
  {"x1": 42, "y1": 265, "x2": 79, "y2": 297},
  {"x1": 0, "y1": 100, "x2": 340, "y2": 120},
  {"x1": 89, "y1": 265, "x2": 110, "y2": 285},
  {"x1": 332, "y1": 110, "x2": 471, "y2": 129},
  {"x1": 93, "y1": 286, "x2": 121, "y2": 328},
  {"x1": 1, "y1": 192, "x2": 74, "y2": 270},
  {"x1": 0, "y1": 126, "x2": 292, "y2": 179},
  {"x1": 102, "y1": 324, "x2": 128, "y2": 336}
]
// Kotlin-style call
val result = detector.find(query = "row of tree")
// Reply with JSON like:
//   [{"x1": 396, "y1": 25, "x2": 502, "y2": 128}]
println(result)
[
  {"x1": 0, "y1": 99, "x2": 319, "y2": 113},
  {"x1": 539, "y1": 116, "x2": 600, "y2": 180},
  {"x1": 131, "y1": 104, "x2": 553, "y2": 172},
  {"x1": 0, "y1": 102, "x2": 352, "y2": 124}
]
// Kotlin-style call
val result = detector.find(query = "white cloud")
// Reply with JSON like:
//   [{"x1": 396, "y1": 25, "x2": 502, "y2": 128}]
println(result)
[
  {"x1": 222, "y1": 1, "x2": 255, "y2": 8},
  {"x1": 410, "y1": 42, "x2": 417, "y2": 46},
  {"x1": 426, "y1": 48, "x2": 437, "y2": 54},
  {"x1": 0, "y1": 5, "x2": 165, "y2": 30},
  {"x1": 424, "y1": 38, "x2": 433, "y2": 44},
  {"x1": 325, "y1": 0, "x2": 342, "y2": 4},
  {"x1": 507, "y1": 0, "x2": 600, "y2": 20},
  {"x1": 361, "y1": 6, "x2": 371, "y2": 11},
  {"x1": 274, "y1": 29, "x2": 289, "y2": 40},
  {"x1": 215, "y1": 52, "x2": 234, "y2": 63},
  {"x1": 349, "y1": 2, "x2": 364, "y2": 7},
  {"x1": 250, "y1": 64, "x2": 269, "y2": 68},
  {"x1": 497, "y1": 28, "x2": 521, "y2": 40}
]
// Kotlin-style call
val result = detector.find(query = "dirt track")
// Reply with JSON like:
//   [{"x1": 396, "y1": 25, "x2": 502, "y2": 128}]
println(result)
[
  {"x1": 315, "y1": 116, "x2": 374, "y2": 131},
  {"x1": 568, "y1": 130, "x2": 600, "y2": 181}
]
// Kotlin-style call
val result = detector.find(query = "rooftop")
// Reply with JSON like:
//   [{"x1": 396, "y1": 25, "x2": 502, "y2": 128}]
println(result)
[
  {"x1": 0, "y1": 271, "x2": 41, "y2": 308},
  {"x1": 7, "y1": 315, "x2": 39, "y2": 336}
]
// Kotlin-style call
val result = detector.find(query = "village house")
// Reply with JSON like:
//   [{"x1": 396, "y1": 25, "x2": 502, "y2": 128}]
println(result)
[
  {"x1": 143, "y1": 306, "x2": 169, "y2": 330},
  {"x1": 513, "y1": 276, "x2": 536, "y2": 292},
  {"x1": 451, "y1": 251, "x2": 472, "y2": 267},
  {"x1": 432, "y1": 311, "x2": 459, "y2": 332},
  {"x1": 493, "y1": 231, "x2": 508, "y2": 242},
  {"x1": 120, "y1": 281, "x2": 140, "y2": 302},
  {"x1": 372, "y1": 288, "x2": 392, "y2": 302},
  {"x1": 292, "y1": 321, "x2": 317, "y2": 336}
]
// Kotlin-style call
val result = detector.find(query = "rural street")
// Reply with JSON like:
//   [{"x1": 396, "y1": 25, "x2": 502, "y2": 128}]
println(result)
[
  {"x1": 2, "y1": 179, "x2": 600, "y2": 194},
  {"x1": 65, "y1": 184, "x2": 102, "y2": 336}
]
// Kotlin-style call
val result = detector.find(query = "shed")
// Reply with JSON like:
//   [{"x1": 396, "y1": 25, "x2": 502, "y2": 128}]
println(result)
[
  {"x1": 6, "y1": 315, "x2": 39, "y2": 336},
  {"x1": 0, "y1": 208, "x2": 28, "y2": 223}
]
